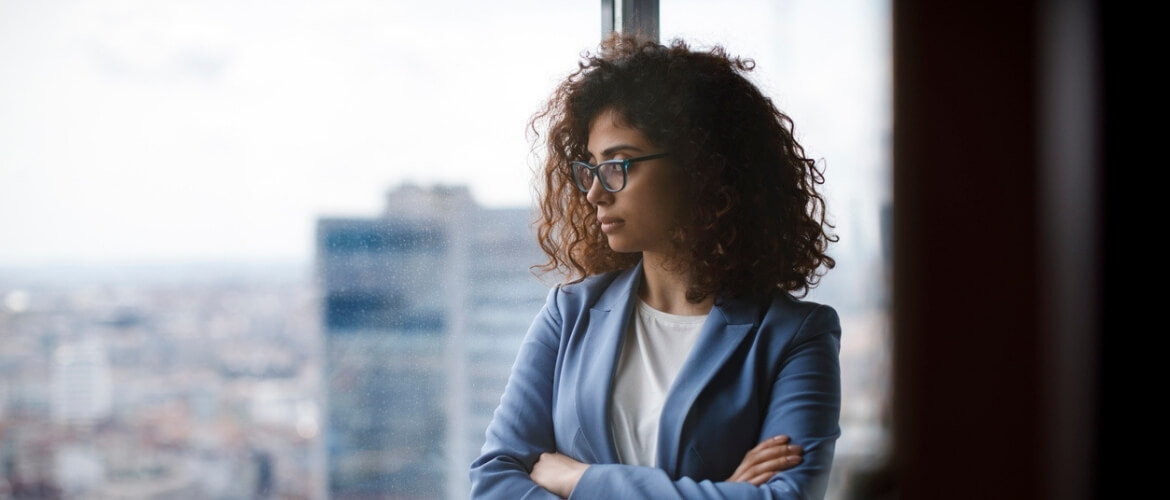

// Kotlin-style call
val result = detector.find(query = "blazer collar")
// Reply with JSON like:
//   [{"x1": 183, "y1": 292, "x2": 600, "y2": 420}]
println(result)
[
  {"x1": 573, "y1": 260, "x2": 764, "y2": 472},
  {"x1": 656, "y1": 288, "x2": 759, "y2": 475},
  {"x1": 574, "y1": 262, "x2": 642, "y2": 464}
]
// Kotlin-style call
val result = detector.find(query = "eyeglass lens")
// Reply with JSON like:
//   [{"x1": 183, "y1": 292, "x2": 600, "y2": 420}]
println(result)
[{"x1": 574, "y1": 162, "x2": 624, "y2": 192}]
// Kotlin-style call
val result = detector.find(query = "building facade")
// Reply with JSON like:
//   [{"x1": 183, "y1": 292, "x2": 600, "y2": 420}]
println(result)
[{"x1": 317, "y1": 185, "x2": 547, "y2": 499}]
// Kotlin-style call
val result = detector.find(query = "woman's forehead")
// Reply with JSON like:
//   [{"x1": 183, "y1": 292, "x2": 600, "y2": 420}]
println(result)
[{"x1": 587, "y1": 109, "x2": 656, "y2": 153}]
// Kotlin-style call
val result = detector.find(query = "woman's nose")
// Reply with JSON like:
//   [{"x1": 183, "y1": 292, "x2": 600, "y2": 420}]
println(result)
[{"x1": 585, "y1": 176, "x2": 612, "y2": 206}]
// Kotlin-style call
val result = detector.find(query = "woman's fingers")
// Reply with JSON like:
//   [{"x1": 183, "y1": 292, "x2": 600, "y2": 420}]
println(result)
[
  {"x1": 728, "y1": 435, "x2": 804, "y2": 483},
  {"x1": 740, "y1": 436, "x2": 801, "y2": 467},
  {"x1": 740, "y1": 435, "x2": 791, "y2": 465},
  {"x1": 738, "y1": 454, "x2": 804, "y2": 485},
  {"x1": 734, "y1": 449, "x2": 804, "y2": 480}
]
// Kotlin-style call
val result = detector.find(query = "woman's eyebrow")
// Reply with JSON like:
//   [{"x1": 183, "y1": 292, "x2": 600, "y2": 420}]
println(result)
[{"x1": 591, "y1": 144, "x2": 644, "y2": 160}]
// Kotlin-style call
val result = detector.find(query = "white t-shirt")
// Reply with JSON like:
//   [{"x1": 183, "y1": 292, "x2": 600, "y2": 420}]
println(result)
[{"x1": 609, "y1": 299, "x2": 707, "y2": 466}]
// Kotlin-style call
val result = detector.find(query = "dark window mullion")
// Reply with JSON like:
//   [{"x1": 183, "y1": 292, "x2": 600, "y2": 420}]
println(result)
[{"x1": 601, "y1": 0, "x2": 659, "y2": 42}]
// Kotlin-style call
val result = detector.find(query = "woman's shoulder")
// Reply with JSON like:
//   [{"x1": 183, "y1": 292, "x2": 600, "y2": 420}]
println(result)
[
  {"x1": 552, "y1": 266, "x2": 637, "y2": 308},
  {"x1": 750, "y1": 289, "x2": 842, "y2": 335},
  {"x1": 769, "y1": 290, "x2": 836, "y2": 313}
]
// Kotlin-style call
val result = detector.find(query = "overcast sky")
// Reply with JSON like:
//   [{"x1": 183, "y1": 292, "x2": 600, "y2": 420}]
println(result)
[{"x1": 0, "y1": 0, "x2": 889, "y2": 267}]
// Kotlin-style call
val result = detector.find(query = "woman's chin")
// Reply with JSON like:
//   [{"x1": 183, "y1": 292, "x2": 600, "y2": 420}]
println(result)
[{"x1": 605, "y1": 239, "x2": 639, "y2": 254}]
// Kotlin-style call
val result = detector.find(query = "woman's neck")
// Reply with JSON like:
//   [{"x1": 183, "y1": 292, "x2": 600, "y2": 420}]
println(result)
[{"x1": 638, "y1": 251, "x2": 714, "y2": 316}]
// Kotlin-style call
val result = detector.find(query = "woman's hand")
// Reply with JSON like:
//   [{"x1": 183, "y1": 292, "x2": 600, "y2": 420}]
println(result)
[
  {"x1": 531, "y1": 452, "x2": 589, "y2": 498},
  {"x1": 727, "y1": 435, "x2": 804, "y2": 486}
]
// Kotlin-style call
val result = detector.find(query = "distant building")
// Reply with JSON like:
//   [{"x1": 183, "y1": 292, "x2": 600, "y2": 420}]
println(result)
[
  {"x1": 317, "y1": 185, "x2": 546, "y2": 499},
  {"x1": 51, "y1": 337, "x2": 112, "y2": 425}
]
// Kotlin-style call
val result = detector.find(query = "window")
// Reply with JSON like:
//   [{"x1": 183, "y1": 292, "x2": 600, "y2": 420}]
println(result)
[
  {"x1": 658, "y1": 2, "x2": 892, "y2": 496},
  {"x1": 0, "y1": 1, "x2": 889, "y2": 498}
]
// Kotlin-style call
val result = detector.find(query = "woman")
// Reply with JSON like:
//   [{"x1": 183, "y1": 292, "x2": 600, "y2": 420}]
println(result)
[{"x1": 470, "y1": 33, "x2": 841, "y2": 499}]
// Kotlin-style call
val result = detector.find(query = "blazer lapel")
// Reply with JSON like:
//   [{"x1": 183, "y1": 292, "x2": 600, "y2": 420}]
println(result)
[
  {"x1": 574, "y1": 263, "x2": 642, "y2": 464},
  {"x1": 655, "y1": 293, "x2": 760, "y2": 475}
]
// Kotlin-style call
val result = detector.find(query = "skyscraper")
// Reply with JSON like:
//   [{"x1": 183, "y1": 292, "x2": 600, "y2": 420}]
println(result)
[{"x1": 317, "y1": 185, "x2": 546, "y2": 499}]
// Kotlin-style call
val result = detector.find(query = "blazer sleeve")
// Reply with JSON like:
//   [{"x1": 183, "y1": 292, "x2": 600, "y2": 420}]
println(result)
[
  {"x1": 567, "y1": 303, "x2": 843, "y2": 500},
  {"x1": 469, "y1": 286, "x2": 565, "y2": 500}
]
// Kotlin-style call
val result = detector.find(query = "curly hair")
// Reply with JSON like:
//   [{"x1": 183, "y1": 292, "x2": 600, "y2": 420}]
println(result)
[{"x1": 530, "y1": 32, "x2": 837, "y2": 301}]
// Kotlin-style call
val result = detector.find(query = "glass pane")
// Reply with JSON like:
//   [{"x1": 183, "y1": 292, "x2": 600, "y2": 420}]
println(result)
[
  {"x1": 0, "y1": 1, "x2": 595, "y2": 498},
  {"x1": 1, "y1": 1, "x2": 889, "y2": 498},
  {"x1": 660, "y1": 1, "x2": 893, "y2": 498}
]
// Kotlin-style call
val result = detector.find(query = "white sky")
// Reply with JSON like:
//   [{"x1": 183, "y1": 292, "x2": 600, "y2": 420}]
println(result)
[{"x1": 0, "y1": 0, "x2": 889, "y2": 267}]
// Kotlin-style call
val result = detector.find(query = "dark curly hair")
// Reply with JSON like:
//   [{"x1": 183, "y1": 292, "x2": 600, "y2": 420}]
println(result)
[{"x1": 531, "y1": 32, "x2": 836, "y2": 301}]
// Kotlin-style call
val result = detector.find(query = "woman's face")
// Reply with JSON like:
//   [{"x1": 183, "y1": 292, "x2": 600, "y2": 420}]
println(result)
[{"x1": 584, "y1": 108, "x2": 688, "y2": 257}]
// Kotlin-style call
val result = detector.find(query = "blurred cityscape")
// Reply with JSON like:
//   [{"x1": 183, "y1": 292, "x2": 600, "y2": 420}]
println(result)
[
  {"x1": 0, "y1": 260, "x2": 321, "y2": 498},
  {"x1": 0, "y1": 184, "x2": 890, "y2": 499}
]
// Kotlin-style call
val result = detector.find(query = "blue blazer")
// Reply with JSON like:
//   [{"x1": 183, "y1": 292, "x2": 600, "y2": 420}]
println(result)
[{"x1": 470, "y1": 262, "x2": 842, "y2": 499}]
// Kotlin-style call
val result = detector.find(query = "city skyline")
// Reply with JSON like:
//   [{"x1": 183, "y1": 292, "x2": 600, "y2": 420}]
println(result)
[{"x1": 0, "y1": 181, "x2": 890, "y2": 498}]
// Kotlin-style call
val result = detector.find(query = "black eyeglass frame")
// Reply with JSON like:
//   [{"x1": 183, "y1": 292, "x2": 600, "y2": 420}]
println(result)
[{"x1": 569, "y1": 152, "x2": 670, "y2": 193}]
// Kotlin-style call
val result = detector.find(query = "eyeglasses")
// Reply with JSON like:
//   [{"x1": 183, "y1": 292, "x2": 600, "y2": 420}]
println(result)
[{"x1": 570, "y1": 152, "x2": 669, "y2": 193}]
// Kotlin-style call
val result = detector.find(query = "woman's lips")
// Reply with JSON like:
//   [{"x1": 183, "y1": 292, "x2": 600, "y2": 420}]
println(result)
[{"x1": 599, "y1": 216, "x2": 624, "y2": 233}]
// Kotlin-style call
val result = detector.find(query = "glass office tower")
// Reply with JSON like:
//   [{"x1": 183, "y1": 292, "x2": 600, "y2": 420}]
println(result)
[{"x1": 317, "y1": 185, "x2": 545, "y2": 499}]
